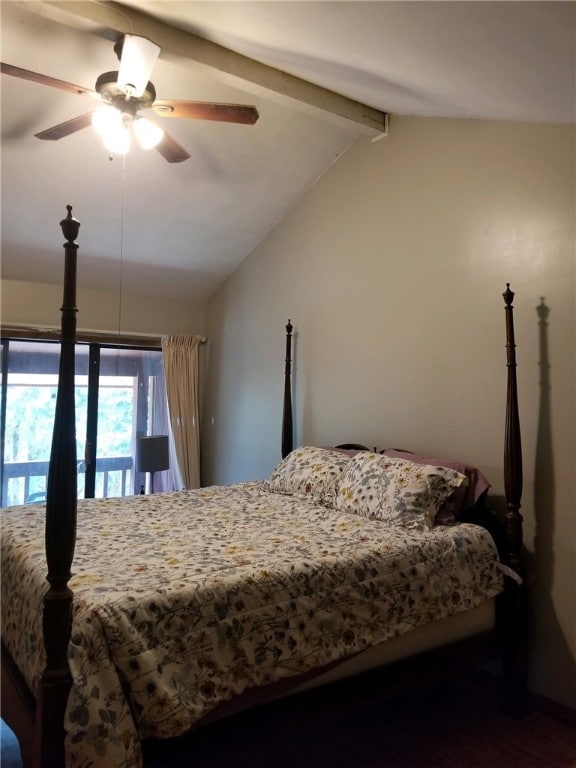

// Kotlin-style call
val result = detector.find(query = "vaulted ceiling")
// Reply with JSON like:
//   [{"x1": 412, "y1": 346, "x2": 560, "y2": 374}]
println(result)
[{"x1": 1, "y1": 1, "x2": 574, "y2": 302}]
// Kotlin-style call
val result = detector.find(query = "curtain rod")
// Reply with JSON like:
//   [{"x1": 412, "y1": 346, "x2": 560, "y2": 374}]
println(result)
[{"x1": 1, "y1": 324, "x2": 206, "y2": 347}]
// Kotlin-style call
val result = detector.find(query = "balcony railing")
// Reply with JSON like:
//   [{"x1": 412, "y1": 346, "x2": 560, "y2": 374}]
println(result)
[{"x1": 1, "y1": 456, "x2": 134, "y2": 507}]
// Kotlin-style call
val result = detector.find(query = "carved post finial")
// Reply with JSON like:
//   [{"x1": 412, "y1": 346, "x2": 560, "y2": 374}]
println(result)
[{"x1": 60, "y1": 205, "x2": 80, "y2": 243}]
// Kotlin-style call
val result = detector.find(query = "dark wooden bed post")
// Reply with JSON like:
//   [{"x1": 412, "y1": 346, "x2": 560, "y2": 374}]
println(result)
[
  {"x1": 34, "y1": 206, "x2": 80, "y2": 767},
  {"x1": 502, "y1": 283, "x2": 528, "y2": 715},
  {"x1": 503, "y1": 283, "x2": 524, "y2": 577},
  {"x1": 281, "y1": 319, "x2": 293, "y2": 458}
]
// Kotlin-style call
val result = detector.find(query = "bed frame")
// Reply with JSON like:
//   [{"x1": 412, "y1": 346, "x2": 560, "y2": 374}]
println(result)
[{"x1": 1, "y1": 207, "x2": 527, "y2": 767}]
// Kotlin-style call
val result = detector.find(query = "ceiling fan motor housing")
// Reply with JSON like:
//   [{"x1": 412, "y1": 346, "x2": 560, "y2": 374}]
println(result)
[{"x1": 95, "y1": 71, "x2": 156, "y2": 114}]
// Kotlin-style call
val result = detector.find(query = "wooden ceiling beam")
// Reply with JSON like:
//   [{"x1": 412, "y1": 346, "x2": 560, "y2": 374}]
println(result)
[{"x1": 30, "y1": 0, "x2": 388, "y2": 135}]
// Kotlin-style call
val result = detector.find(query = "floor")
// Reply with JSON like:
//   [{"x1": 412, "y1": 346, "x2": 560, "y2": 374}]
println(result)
[{"x1": 3, "y1": 670, "x2": 575, "y2": 768}]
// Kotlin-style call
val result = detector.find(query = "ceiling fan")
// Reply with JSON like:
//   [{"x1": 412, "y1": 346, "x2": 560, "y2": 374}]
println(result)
[{"x1": 0, "y1": 34, "x2": 259, "y2": 163}]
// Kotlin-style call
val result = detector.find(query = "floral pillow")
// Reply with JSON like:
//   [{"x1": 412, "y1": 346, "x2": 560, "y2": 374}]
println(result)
[
  {"x1": 266, "y1": 446, "x2": 352, "y2": 508},
  {"x1": 381, "y1": 449, "x2": 490, "y2": 524},
  {"x1": 335, "y1": 452, "x2": 467, "y2": 531}
]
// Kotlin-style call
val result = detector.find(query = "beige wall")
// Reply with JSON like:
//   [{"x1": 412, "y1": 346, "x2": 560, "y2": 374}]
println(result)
[
  {"x1": 1, "y1": 279, "x2": 206, "y2": 335},
  {"x1": 204, "y1": 117, "x2": 575, "y2": 708}
]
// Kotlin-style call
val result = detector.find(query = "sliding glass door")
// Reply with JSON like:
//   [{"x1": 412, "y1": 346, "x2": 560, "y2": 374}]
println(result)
[
  {"x1": 0, "y1": 338, "x2": 168, "y2": 506},
  {"x1": 85, "y1": 345, "x2": 169, "y2": 498},
  {"x1": 1, "y1": 339, "x2": 64, "y2": 505}
]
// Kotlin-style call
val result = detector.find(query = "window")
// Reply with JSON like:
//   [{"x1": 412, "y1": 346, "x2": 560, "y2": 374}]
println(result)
[{"x1": 0, "y1": 338, "x2": 170, "y2": 506}]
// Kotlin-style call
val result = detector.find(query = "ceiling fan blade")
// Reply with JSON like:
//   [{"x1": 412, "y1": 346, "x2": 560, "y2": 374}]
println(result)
[
  {"x1": 152, "y1": 100, "x2": 259, "y2": 125},
  {"x1": 35, "y1": 113, "x2": 94, "y2": 141},
  {"x1": 154, "y1": 131, "x2": 191, "y2": 163},
  {"x1": 1, "y1": 62, "x2": 94, "y2": 97}
]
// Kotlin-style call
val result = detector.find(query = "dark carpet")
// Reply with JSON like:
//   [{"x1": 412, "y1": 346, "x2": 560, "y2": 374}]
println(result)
[
  {"x1": 143, "y1": 670, "x2": 576, "y2": 768},
  {"x1": 3, "y1": 670, "x2": 575, "y2": 767}
]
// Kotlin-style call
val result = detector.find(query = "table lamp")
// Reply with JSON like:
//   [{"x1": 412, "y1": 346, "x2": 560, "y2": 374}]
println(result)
[{"x1": 136, "y1": 435, "x2": 169, "y2": 494}]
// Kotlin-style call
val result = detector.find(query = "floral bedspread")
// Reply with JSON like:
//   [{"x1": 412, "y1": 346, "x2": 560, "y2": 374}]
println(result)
[{"x1": 1, "y1": 482, "x2": 504, "y2": 767}]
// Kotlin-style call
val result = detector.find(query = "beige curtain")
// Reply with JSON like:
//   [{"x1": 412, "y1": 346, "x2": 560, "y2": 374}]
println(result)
[{"x1": 161, "y1": 335, "x2": 203, "y2": 489}]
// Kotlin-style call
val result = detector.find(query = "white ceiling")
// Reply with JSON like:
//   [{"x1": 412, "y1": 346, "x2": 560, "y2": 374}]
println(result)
[{"x1": 1, "y1": 1, "x2": 574, "y2": 303}]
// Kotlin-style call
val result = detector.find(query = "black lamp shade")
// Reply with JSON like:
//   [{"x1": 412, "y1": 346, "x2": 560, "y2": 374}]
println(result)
[{"x1": 136, "y1": 435, "x2": 169, "y2": 473}]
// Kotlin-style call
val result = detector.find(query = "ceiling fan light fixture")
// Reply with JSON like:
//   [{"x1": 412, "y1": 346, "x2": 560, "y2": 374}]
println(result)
[
  {"x1": 92, "y1": 105, "x2": 122, "y2": 136},
  {"x1": 117, "y1": 34, "x2": 160, "y2": 98},
  {"x1": 102, "y1": 117, "x2": 131, "y2": 155},
  {"x1": 134, "y1": 116, "x2": 164, "y2": 149}
]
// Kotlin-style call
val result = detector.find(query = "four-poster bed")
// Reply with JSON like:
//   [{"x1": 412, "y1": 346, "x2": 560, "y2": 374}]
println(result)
[{"x1": 1, "y1": 208, "x2": 527, "y2": 767}]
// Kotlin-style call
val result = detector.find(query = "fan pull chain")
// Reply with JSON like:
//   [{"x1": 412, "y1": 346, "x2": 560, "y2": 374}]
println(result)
[{"x1": 117, "y1": 153, "x2": 127, "y2": 335}]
